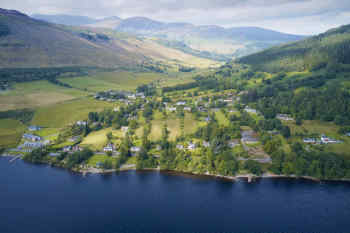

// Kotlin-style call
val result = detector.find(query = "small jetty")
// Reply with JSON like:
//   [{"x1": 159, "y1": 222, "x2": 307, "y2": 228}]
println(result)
[{"x1": 9, "y1": 155, "x2": 22, "y2": 163}]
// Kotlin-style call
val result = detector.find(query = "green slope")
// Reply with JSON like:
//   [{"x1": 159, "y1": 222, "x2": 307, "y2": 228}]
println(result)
[{"x1": 238, "y1": 24, "x2": 350, "y2": 73}]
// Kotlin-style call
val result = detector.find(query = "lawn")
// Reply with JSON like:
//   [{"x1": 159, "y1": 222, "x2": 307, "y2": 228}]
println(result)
[
  {"x1": 31, "y1": 97, "x2": 115, "y2": 128},
  {"x1": 80, "y1": 128, "x2": 113, "y2": 151},
  {"x1": 0, "y1": 80, "x2": 87, "y2": 111},
  {"x1": 87, "y1": 155, "x2": 115, "y2": 167},
  {"x1": 0, "y1": 119, "x2": 26, "y2": 148},
  {"x1": 59, "y1": 71, "x2": 166, "y2": 92},
  {"x1": 215, "y1": 111, "x2": 229, "y2": 126}
]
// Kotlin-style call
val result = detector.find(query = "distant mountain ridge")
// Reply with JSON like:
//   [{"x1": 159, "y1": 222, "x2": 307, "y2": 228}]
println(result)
[
  {"x1": 0, "y1": 8, "x2": 219, "y2": 69},
  {"x1": 33, "y1": 13, "x2": 306, "y2": 60}
]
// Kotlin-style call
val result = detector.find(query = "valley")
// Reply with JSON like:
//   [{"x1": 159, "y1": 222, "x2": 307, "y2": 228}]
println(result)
[{"x1": 1, "y1": 8, "x2": 350, "y2": 182}]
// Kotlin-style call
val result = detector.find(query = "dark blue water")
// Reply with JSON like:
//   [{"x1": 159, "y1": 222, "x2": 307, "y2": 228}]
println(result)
[{"x1": 1, "y1": 157, "x2": 350, "y2": 233}]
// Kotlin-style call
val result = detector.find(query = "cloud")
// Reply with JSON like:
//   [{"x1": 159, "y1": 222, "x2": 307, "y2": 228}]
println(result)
[{"x1": 1, "y1": 0, "x2": 350, "y2": 35}]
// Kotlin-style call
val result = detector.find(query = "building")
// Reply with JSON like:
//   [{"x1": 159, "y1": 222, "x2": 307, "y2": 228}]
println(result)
[
  {"x1": 76, "y1": 121, "x2": 87, "y2": 126},
  {"x1": 276, "y1": 114, "x2": 294, "y2": 121},
  {"x1": 228, "y1": 140, "x2": 239, "y2": 148},
  {"x1": 21, "y1": 141, "x2": 44, "y2": 149},
  {"x1": 104, "y1": 143, "x2": 115, "y2": 152},
  {"x1": 184, "y1": 107, "x2": 191, "y2": 112},
  {"x1": 167, "y1": 107, "x2": 177, "y2": 112},
  {"x1": 203, "y1": 141, "x2": 210, "y2": 148},
  {"x1": 241, "y1": 131, "x2": 259, "y2": 144},
  {"x1": 22, "y1": 134, "x2": 42, "y2": 142},
  {"x1": 244, "y1": 107, "x2": 257, "y2": 114},
  {"x1": 131, "y1": 147, "x2": 141, "y2": 153},
  {"x1": 176, "y1": 144, "x2": 184, "y2": 150},
  {"x1": 28, "y1": 125, "x2": 41, "y2": 131},
  {"x1": 188, "y1": 142, "x2": 196, "y2": 150},
  {"x1": 63, "y1": 146, "x2": 72, "y2": 152},
  {"x1": 204, "y1": 116, "x2": 211, "y2": 122},
  {"x1": 347, "y1": 132, "x2": 350, "y2": 137},
  {"x1": 303, "y1": 138, "x2": 317, "y2": 144},
  {"x1": 320, "y1": 135, "x2": 338, "y2": 144},
  {"x1": 176, "y1": 101, "x2": 186, "y2": 106},
  {"x1": 121, "y1": 126, "x2": 129, "y2": 132}
]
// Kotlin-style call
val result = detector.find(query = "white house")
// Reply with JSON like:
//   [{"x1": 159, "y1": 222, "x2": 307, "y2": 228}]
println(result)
[
  {"x1": 76, "y1": 121, "x2": 87, "y2": 126},
  {"x1": 28, "y1": 125, "x2": 41, "y2": 131},
  {"x1": 203, "y1": 141, "x2": 210, "y2": 148},
  {"x1": 188, "y1": 142, "x2": 196, "y2": 150},
  {"x1": 184, "y1": 107, "x2": 191, "y2": 112},
  {"x1": 303, "y1": 138, "x2": 317, "y2": 144},
  {"x1": 176, "y1": 144, "x2": 184, "y2": 150},
  {"x1": 121, "y1": 126, "x2": 129, "y2": 132},
  {"x1": 276, "y1": 114, "x2": 294, "y2": 121},
  {"x1": 244, "y1": 107, "x2": 257, "y2": 114},
  {"x1": 167, "y1": 107, "x2": 177, "y2": 112},
  {"x1": 131, "y1": 146, "x2": 141, "y2": 153},
  {"x1": 22, "y1": 134, "x2": 42, "y2": 142},
  {"x1": 176, "y1": 101, "x2": 186, "y2": 106},
  {"x1": 104, "y1": 143, "x2": 115, "y2": 152}
]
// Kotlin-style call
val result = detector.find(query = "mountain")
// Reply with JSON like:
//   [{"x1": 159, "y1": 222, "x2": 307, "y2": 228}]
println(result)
[
  {"x1": 0, "y1": 9, "x2": 143, "y2": 68},
  {"x1": 32, "y1": 14, "x2": 97, "y2": 26},
  {"x1": 238, "y1": 24, "x2": 350, "y2": 73},
  {"x1": 0, "y1": 9, "x2": 218, "y2": 69},
  {"x1": 86, "y1": 16, "x2": 122, "y2": 29},
  {"x1": 114, "y1": 17, "x2": 306, "y2": 60},
  {"x1": 33, "y1": 14, "x2": 306, "y2": 60}
]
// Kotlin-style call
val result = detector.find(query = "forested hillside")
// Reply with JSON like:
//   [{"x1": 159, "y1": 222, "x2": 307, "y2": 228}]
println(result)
[{"x1": 238, "y1": 24, "x2": 350, "y2": 73}]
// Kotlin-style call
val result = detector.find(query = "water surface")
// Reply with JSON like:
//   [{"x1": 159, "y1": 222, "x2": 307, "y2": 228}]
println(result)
[{"x1": 1, "y1": 157, "x2": 350, "y2": 233}]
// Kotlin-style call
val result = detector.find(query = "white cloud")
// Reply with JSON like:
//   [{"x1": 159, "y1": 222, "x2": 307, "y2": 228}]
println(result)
[{"x1": 1, "y1": 0, "x2": 349, "y2": 35}]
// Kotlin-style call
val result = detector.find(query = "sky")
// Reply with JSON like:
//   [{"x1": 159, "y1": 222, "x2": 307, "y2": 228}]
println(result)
[{"x1": 1, "y1": 0, "x2": 350, "y2": 35}]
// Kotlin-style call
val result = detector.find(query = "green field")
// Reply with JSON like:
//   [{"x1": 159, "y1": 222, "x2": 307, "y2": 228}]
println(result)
[
  {"x1": 0, "y1": 119, "x2": 26, "y2": 148},
  {"x1": 0, "y1": 80, "x2": 87, "y2": 111},
  {"x1": 31, "y1": 97, "x2": 115, "y2": 128}
]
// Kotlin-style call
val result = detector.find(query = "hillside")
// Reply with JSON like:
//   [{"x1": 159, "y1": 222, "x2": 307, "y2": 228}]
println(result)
[
  {"x1": 0, "y1": 9, "x2": 218, "y2": 69},
  {"x1": 33, "y1": 14, "x2": 306, "y2": 60},
  {"x1": 0, "y1": 9, "x2": 143, "y2": 68},
  {"x1": 238, "y1": 24, "x2": 350, "y2": 73},
  {"x1": 32, "y1": 14, "x2": 97, "y2": 26}
]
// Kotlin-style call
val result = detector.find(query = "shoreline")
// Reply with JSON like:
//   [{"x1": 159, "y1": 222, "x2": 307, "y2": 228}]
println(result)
[{"x1": 2, "y1": 155, "x2": 349, "y2": 183}]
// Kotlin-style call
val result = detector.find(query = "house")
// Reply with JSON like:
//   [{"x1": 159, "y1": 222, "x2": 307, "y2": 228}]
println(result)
[
  {"x1": 320, "y1": 135, "x2": 338, "y2": 144},
  {"x1": 127, "y1": 94, "x2": 136, "y2": 99},
  {"x1": 224, "y1": 99, "x2": 233, "y2": 103},
  {"x1": 28, "y1": 125, "x2": 41, "y2": 131},
  {"x1": 276, "y1": 114, "x2": 294, "y2": 121},
  {"x1": 244, "y1": 106, "x2": 257, "y2": 114},
  {"x1": 188, "y1": 142, "x2": 196, "y2": 150},
  {"x1": 72, "y1": 146, "x2": 83, "y2": 152},
  {"x1": 21, "y1": 141, "x2": 44, "y2": 149},
  {"x1": 203, "y1": 141, "x2": 210, "y2": 148},
  {"x1": 204, "y1": 116, "x2": 211, "y2": 122},
  {"x1": 113, "y1": 107, "x2": 119, "y2": 112},
  {"x1": 96, "y1": 162, "x2": 103, "y2": 168},
  {"x1": 176, "y1": 101, "x2": 186, "y2": 106},
  {"x1": 346, "y1": 132, "x2": 350, "y2": 137},
  {"x1": 69, "y1": 136, "x2": 80, "y2": 142},
  {"x1": 156, "y1": 145, "x2": 162, "y2": 151},
  {"x1": 303, "y1": 138, "x2": 317, "y2": 144},
  {"x1": 184, "y1": 107, "x2": 191, "y2": 112},
  {"x1": 63, "y1": 146, "x2": 72, "y2": 152},
  {"x1": 22, "y1": 134, "x2": 42, "y2": 142},
  {"x1": 136, "y1": 92, "x2": 145, "y2": 98},
  {"x1": 76, "y1": 121, "x2": 87, "y2": 126},
  {"x1": 228, "y1": 140, "x2": 239, "y2": 148},
  {"x1": 131, "y1": 146, "x2": 141, "y2": 153},
  {"x1": 176, "y1": 144, "x2": 184, "y2": 150},
  {"x1": 241, "y1": 131, "x2": 259, "y2": 144},
  {"x1": 121, "y1": 126, "x2": 129, "y2": 132},
  {"x1": 167, "y1": 107, "x2": 177, "y2": 112},
  {"x1": 104, "y1": 143, "x2": 115, "y2": 152},
  {"x1": 49, "y1": 153, "x2": 60, "y2": 157}
]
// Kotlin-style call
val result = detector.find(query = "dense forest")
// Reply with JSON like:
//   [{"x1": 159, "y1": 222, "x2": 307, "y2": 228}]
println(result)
[{"x1": 238, "y1": 25, "x2": 350, "y2": 73}]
